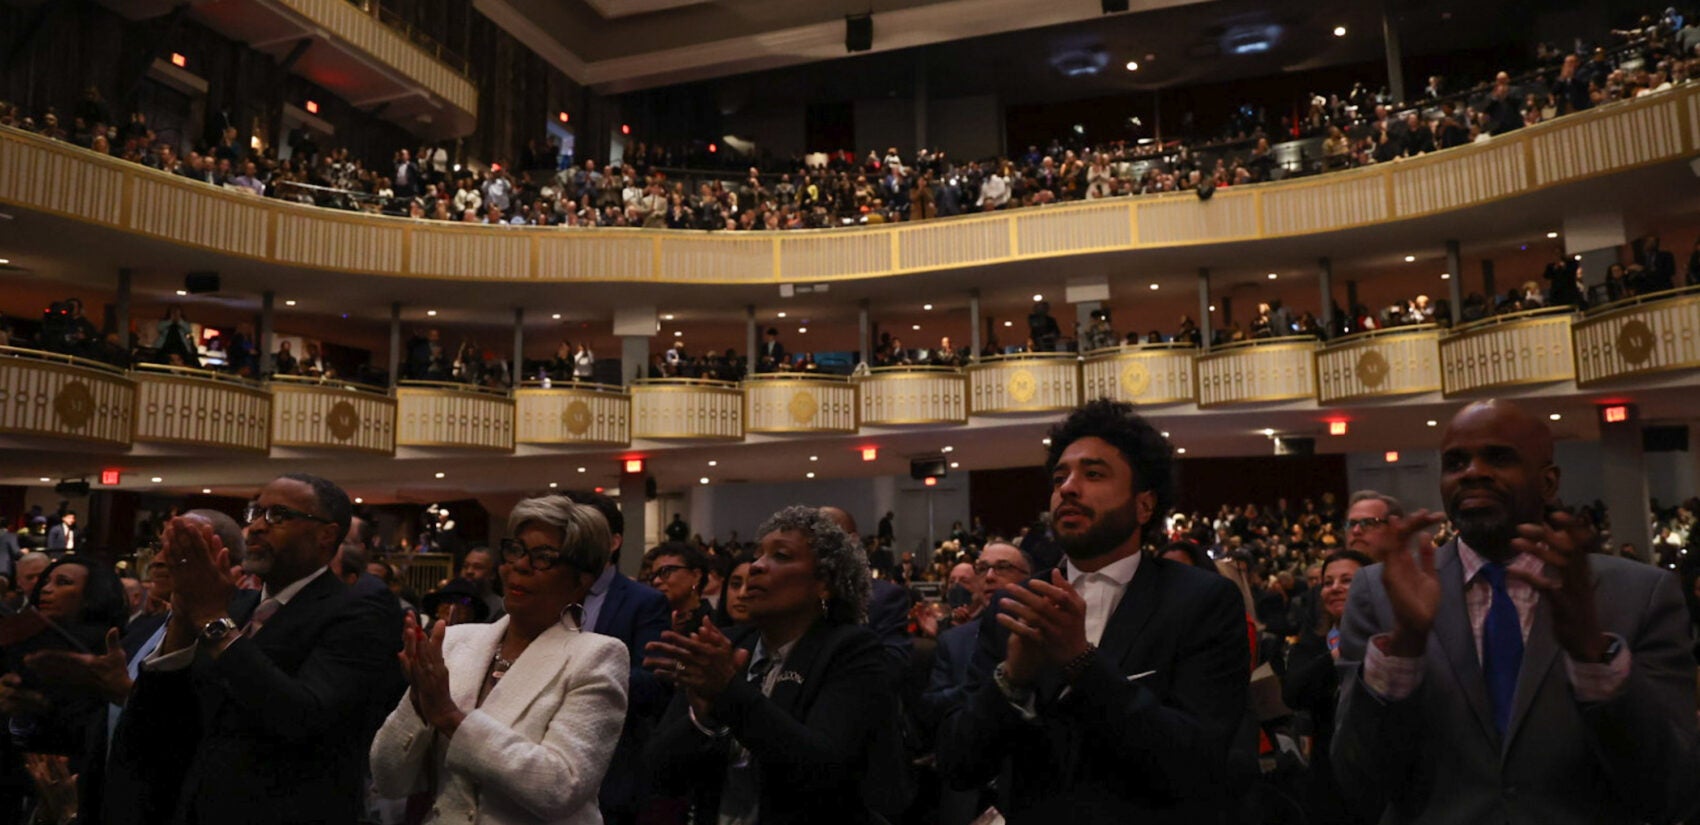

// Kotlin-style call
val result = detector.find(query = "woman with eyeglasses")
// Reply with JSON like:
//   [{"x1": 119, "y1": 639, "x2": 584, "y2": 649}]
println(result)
[
  {"x1": 643, "y1": 506, "x2": 908, "y2": 825},
  {"x1": 647, "y1": 541, "x2": 713, "y2": 633},
  {"x1": 371, "y1": 496, "x2": 629, "y2": 825},
  {"x1": 1281, "y1": 549, "x2": 1373, "y2": 825}
]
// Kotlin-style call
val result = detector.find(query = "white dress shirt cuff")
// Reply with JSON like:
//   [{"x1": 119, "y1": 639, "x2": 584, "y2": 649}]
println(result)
[
  {"x1": 1564, "y1": 634, "x2": 1632, "y2": 703},
  {"x1": 687, "y1": 706, "x2": 730, "y2": 738},
  {"x1": 142, "y1": 641, "x2": 198, "y2": 672},
  {"x1": 1361, "y1": 633, "x2": 1424, "y2": 701}
]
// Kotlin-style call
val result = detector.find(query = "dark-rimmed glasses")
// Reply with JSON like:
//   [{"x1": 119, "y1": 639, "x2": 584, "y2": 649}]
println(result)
[
  {"x1": 500, "y1": 539, "x2": 571, "y2": 572},
  {"x1": 1346, "y1": 517, "x2": 1389, "y2": 531},
  {"x1": 973, "y1": 561, "x2": 1030, "y2": 576},
  {"x1": 244, "y1": 503, "x2": 333, "y2": 526}
]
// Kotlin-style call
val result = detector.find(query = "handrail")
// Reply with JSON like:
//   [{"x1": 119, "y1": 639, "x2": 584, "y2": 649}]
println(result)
[
  {"x1": 516, "y1": 379, "x2": 629, "y2": 394},
  {"x1": 1081, "y1": 341, "x2": 1201, "y2": 357},
  {"x1": 972, "y1": 352, "x2": 1083, "y2": 364},
  {"x1": 395, "y1": 379, "x2": 512, "y2": 398},
  {"x1": 1205, "y1": 335, "x2": 1323, "y2": 353},
  {"x1": 858, "y1": 365, "x2": 965, "y2": 376},
  {"x1": 132, "y1": 362, "x2": 267, "y2": 389},
  {"x1": 268, "y1": 373, "x2": 393, "y2": 397},
  {"x1": 743, "y1": 372, "x2": 852, "y2": 384},
  {"x1": 631, "y1": 378, "x2": 741, "y2": 389},
  {"x1": 1323, "y1": 323, "x2": 1442, "y2": 347},
  {"x1": 0, "y1": 345, "x2": 127, "y2": 375},
  {"x1": 1580, "y1": 283, "x2": 1700, "y2": 318},
  {"x1": 1446, "y1": 305, "x2": 1577, "y2": 335}
]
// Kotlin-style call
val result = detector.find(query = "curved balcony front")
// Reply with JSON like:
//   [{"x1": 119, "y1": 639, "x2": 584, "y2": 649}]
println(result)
[
  {"x1": 855, "y1": 367, "x2": 968, "y2": 426},
  {"x1": 395, "y1": 381, "x2": 515, "y2": 451},
  {"x1": 268, "y1": 376, "x2": 396, "y2": 454},
  {"x1": 0, "y1": 347, "x2": 135, "y2": 447},
  {"x1": 514, "y1": 382, "x2": 631, "y2": 446},
  {"x1": 744, "y1": 374, "x2": 858, "y2": 434},
  {"x1": 631, "y1": 379, "x2": 744, "y2": 441},
  {"x1": 1572, "y1": 286, "x2": 1700, "y2": 386},
  {"x1": 967, "y1": 354, "x2": 1082, "y2": 416},
  {"x1": 1081, "y1": 344, "x2": 1198, "y2": 406},
  {"x1": 1440, "y1": 308, "x2": 1577, "y2": 396},
  {"x1": 1195, "y1": 337, "x2": 1320, "y2": 408},
  {"x1": 132, "y1": 364, "x2": 271, "y2": 453},
  {"x1": 1315, "y1": 326, "x2": 1444, "y2": 405}
]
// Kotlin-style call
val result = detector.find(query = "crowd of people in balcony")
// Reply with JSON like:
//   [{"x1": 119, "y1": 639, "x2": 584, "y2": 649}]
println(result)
[{"x1": 1, "y1": 10, "x2": 1690, "y2": 236}]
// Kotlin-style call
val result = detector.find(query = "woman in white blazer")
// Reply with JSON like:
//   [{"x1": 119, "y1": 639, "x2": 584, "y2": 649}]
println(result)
[{"x1": 371, "y1": 496, "x2": 630, "y2": 825}]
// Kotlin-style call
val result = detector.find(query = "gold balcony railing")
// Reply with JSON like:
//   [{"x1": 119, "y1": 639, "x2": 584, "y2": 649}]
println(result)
[
  {"x1": 967, "y1": 353, "x2": 1082, "y2": 415},
  {"x1": 1440, "y1": 307, "x2": 1577, "y2": 396},
  {"x1": 269, "y1": 375, "x2": 396, "y2": 454},
  {"x1": 0, "y1": 346, "x2": 135, "y2": 446},
  {"x1": 395, "y1": 380, "x2": 514, "y2": 451},
  {"x1": 1315, "y1": 325, "x2": 1443, "y2": 404},
  {"x1": 132, "y1": 363, "x2": 271, "y2": 452},
  {"x1": 514, "y1": 381, "x2": 631, "y2": 446},
  {"x1": 1195, "y1": 337, "x2": 1321, "y2": 408},
  {"x1": 1080, "y1": 343, "x2": 1198, "y2": 406},
  {"x1": 854, "y1": 366, "x2": 968, "y2": 426},
  {"x1": 1572, "y1": 286, "x2": 1700, "y2": 386},
  {"x1": 744, "y1": 374, "x2": 858, "y2": 434},
  {"x1": 630, "y1": 378, "x2": 744, "y2": 440},
  {"x1": 286, "y1": 0, "x2": 476, "y2": 113}
]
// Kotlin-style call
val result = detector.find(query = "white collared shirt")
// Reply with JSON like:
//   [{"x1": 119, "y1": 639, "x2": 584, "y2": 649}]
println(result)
[{"x1": 1063, "y1": 551, "x2": 1143, "y2": 646}]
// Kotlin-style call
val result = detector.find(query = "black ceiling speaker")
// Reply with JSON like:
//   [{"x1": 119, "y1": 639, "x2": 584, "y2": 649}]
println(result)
[
  {"x1": 1102, "y1": 0, "x2": 1130, "y2": 12},
  {"x1": 846, "y1": 14, "x2": 872, "y2": 52},
  {"x1": 184, "y1": 271, "x2": 221, "y2": 293}
]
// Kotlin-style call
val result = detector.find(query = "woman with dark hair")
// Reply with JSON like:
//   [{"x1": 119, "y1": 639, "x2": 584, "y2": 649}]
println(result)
[
  {"x1": 648, "y1": 541, "x2": 712, "y2": 633},
  {"x1": 1281, "y1": 549, "x2": 1373, "y2": 825},
  {"x1": 710, "y1": 552, "x2": 757, "y2": 628},
  {"x1": 644, "y1": 505, "x2": 906, "y2": 825}
]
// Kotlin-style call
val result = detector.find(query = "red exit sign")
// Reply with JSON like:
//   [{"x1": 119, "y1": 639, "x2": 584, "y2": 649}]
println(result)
[
  {"x1": 1598, "y1": 403, "x2": 1638, "y2": 426},
  {"x1": 100, "y1": 468, "x2": 121, "y2": 485}
]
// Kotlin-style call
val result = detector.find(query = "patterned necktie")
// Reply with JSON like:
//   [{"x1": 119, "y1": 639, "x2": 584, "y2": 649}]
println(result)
[
  {"x1": 1479, "y1": 562, "x2": 1524, "y2": 737},
  {"x1": 243, "y1": 598, "x2": 281, "y2": 638}
]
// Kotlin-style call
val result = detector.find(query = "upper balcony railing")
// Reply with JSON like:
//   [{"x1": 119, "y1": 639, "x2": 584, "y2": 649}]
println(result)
[
  {"x1": 968, "y1": 353, "x2": 1082, "y2": 416},
  {"x1": 1440, "y1": 307, "x2": 1578, "y2": 396},
  {"x1": 395, "y1": 380, "x2": 515, "y2": 451},
  {"x1": 1572, "y1": 285, "x2": 1700, "y2": 387},
  {"x1": 1315, "y1": 325, "x2": 1444, "y2": 405},
  {"x1": 1195, "y1": 337, "x2": 1321, "y2": 408},
  {"x1": 0, "y1": 82, "x2": 1693, "y2": 285},
  {"x1": 132, "y1": 363, "x2": 272, "y2": 453},
  {"x1": 1080, "y1": 343, "x2": 1198, "y2": 407}
]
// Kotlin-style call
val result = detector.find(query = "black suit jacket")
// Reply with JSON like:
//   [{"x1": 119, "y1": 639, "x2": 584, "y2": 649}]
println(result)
[
  {"x1": 123, "y1": 571, "x2": 402, "y2": 825},
  {"x1": 589, "y1": 570, "x2": 672, "y2": 819},
  {"x1": 647, "y1": 621, "x2": 906, "y2": 825},
  {"x1": 936, "y1": 555, "x2": 1249, "y2": 824}
]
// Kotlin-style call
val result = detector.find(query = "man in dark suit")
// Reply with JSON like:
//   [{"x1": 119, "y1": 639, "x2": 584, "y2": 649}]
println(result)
[
  {"x1": 937, "y1": 399, "x2": 1249, "y2": 824},
  {"x1": 122, "y1": 473, "x2": 402, "y2": 825},
  {"x1": 565, "y1": 490, "x2": 671, "y2": 825},
  {"x1": 759, "y1": 327, "x2": 786, "y2": 372},
  {"x1": 1639, "y1": 234, "x2": 1677, "y2": 293},
  {"x1": 45, "y1": 511, "x2": 79, "y2": 556},
  {"x1": 1332, "y1": 399, "x2": 1700, "y2": 824}
]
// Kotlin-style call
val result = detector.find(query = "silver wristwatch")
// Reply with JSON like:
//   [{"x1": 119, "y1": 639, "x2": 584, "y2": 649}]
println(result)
[{"x1": 200, "y1": 617, "x2": 239, "y2": 644}]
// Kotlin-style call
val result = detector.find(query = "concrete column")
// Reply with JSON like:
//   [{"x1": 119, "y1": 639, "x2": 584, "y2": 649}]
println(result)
[
  {"x1": 621, "y1": 336, "x2": 649, "y2": 384},
  {"x1": 1381, "y1": 2, "x2": 1406, "y2": 104},
  {"x1": 1196, "y1": 268, "x2": 1212, "y2": 348},
  {"x1": 388, "y1": 302, "x2": 401, "y2": 387},
  {"x1": 745, "y1": 305, "x2": 758, "y2": 377},
  {"x1": 512, "y1": 308, "x2": 524, "y2": 386},
  {"x1": 1445, "y1": 240, "x2": 1464, "y2": 324},
  {"x1": 616, "y1": 471, "x2": 648, "y2": 578},
  {"x1": 1600, "y1": 422, "x2": 1652, "y2": 560},
  {"x1": 858, "y1": 300, "x2": 872, "y2": 365},
  {"x1": 259, "y1": 291, "x2": 276, "y2": 375},
  {"x1": 1481, "y1": 259, "x2": 1496, "y2": 298},
  {"x1": 1317, "y1": 257, "x2": 1334, "y2": 333},
  {"x1": 114, "y1": 269, "x2": 132, "y2": 343},
  {"x1": 967, "y1": 290, "x2": 981, "y2": 361}
]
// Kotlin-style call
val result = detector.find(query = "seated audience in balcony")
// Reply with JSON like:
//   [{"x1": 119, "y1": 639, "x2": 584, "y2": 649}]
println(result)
[
  {"x1": 933, "y1": 336, "x2": 964, "y2": 367},
  {"x1": 1081, "y1": 310, "x2": 1117, "y2": 351},
  {"x1": 155, "y1": 304, "x2": 199, "y2": 368},
  {"x1": 1604, "y1": 263, "x2": 1632, "y2": 302},
  {"x1": 273, "y1": 340, "x2": 298, "y2": 376}
]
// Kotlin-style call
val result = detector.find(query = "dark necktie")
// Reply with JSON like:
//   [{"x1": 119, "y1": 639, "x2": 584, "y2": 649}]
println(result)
[{"x1": 1480, "y1": 562, "x2": 1524, "y2": 737}]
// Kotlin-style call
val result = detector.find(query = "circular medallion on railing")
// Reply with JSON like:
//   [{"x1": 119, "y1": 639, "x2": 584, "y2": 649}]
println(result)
[
  {"x1": 1007, "y1": 369, "x2": 1038, "y2": 404},
  {"x1": 788, "y1": 391, "x2": 819, "y2": 425},
  {"x1": 1354, "y1": 350, "x2": 1391, "y2": 388},
  {"x1": 53, "y1": 381, "x2": 96, "y2": 430},
  {"x1": 1616, "y1": 319, "x2": 1656, "y2": 365},
  {"x1": 326, "y1": 401, "x2": 361, "y2": 442},
  {"x1": 1119, "y1": 362, "x2": 1151, "y2": 397},
  {"x1": 562, "y1": 400, "x2": 594, "y2": 435}
]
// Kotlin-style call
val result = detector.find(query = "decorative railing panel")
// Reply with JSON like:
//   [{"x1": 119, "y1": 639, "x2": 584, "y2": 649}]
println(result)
[
  {"x1": 410, "y1": 225, "x2": 530, "y2": 279},
  {"x1": 1195, "y1": 339, "x2": 1319, "y2": 408},
  {"x1": 537, "y1": 232, "x2": 654, "y2": 282},
  {"x1": 744, "y1": 377, "x2": 857, "y2": 433},
  {"x1": 967, "y1": 355, "x2": 1081, "y2": 415},
  {"x1": 1014, "y1": 203, "x2": 1133, "y2": 256},
  {"x1": 396, "y1": 383, "x2": 514, "y2": 451},
  {"x1": 514, "y1": 384, "x2": 632, "y2": 446},
  {"x1": 856, "y1": 368, "x2": 968, "y2": 426},
  {"x1": 0, "y1": 136, "x2": 123, "y2": 225},
  {"x1": 0, "y1": 349, "x2": 134, "y2": 446},
  {"x1": 1440, "y1": 309, "x2": 1576, "y2": 396},
  {"x1": 133, "y1": 367, "x2": 270, "y2": 452},
  {"x1": 1081, "y1": 346, "x2": 1197, "y2": 406},
  {"x1": 1136, "y1": 190, "x2": 1258, "y2": 245},
  {"x1": 275, "y1": 211, "x2": 405, "y2": 273},
  {"x1": 130, "y1": 174, "x2": 270, "y2": 258},
  {"x1": 1572, "y1": 288, "x2": 1700, "y2": 386},
  {"x1": 658, "y1": 235, "x2": 772, "y2": 283},
  {"x1": 1392, "y1": 142, "x2": 1526, "y2": 217},
  {"x1": 895, "y1": 218, "x2": 1010, "y2": 270},
  {"x1": 1316, "y1": 327, "x2": 1443, "y2": 404},
  {"x1": 780, "y1": 232, "x2": 892, "y2": 280},
  {"x1": 1531, "y1": 92, "x2": 1685, "y2": 186},
  {"x1": 1263, "y1": 174, "x2": 1388, "y2": 236},
  {"x1": 631, "y1": 380, "x2": 743, "y2": 440},
  {"x1": 269, "y1": 380, "x2": 396, "y2": 454}
]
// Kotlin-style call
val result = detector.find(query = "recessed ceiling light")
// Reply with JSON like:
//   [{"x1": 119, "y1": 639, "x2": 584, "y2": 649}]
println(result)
[
  {"x1": 1208, "y1": 304, "x2": 1217, "y2": 312},
  {"x1": 1549, "y1": 413, "x2": 1562, "y2": 421},
  {"x1": 201, "y1": 488, "x2": 211, "y2": 494},
  {"x1": 426, "y1": 309, "x2": 437, "y2": 316},
  {"x1": 1149, "y1": 283, "x2": 1159, "y2": 290},
  {"x1": 1441, "y1": 273, "x2": 1451, "y2": 280},
  {"x1": 1262, "y1": 428, "x2": 1275, "y2": 436},
  {"x1": 806, "y1": 472, "x2": 816, "y2": 479},
  {"x1": 175, "y1": 289, "x2": 188, "y2": 296},
  {"x1": 1041, "y1": 437, "x2": 1052, "y2": 445},
  {"x1": 38, "y1": 477, "x2": 50, "y2": 482},
  {"x1": 798, "y1": 327, "x2": 808, "y2": 334},
  {"x1": 1126, "y1": 60, "x2": 1141, "y2": 72},
  {"x1": 950, "y1": 461, "x2": 961, "y2": 469},
  {"x1": 661, "y1": 313, "x2": 675, "y2": 320},
  {"x1": 1176, "y1": 447, "x2": 1187, "y2": 454},
  {"x1": 777, "y1": 311, "x2": 787, "y2": 318},
  {"x1": 700, "y1": 477, "x2": 710, "y2": 485},
  {"x1": 923, "y1": 304, "x2": 933, "y2": 311},
  {"x1": 0, "y1": 258, "x2": 9, "y2": 265},
  {"x1": 548, "y1": 482, "x2": 558, "y2": 488},
  {"x1": 1404, "y1": 255, "x2": 1416, "y2": 262},
  {"x1": 911, "y1": 324, "x2": 921, "y2": 331},
  {"x1": 552, "y1": 313, "x2": 562, "y2": 320},
  {"x1": 151, "y1": 476, "x2": 163, "y2": 483},
  {"x1": 577, "y1": 466, "x2": 586, "y2": 472},
  {"x1": 1267, "y1": 273, "x2": 1278, "y2": 280},
  {"x1": 434, "y1": 471, "x2": 445, "y2": 478},
  {"x1": 1546, "y1": 231, "x2": 1559, "y2": 239},
  {"x1": 1003, "y1": 320, "x2": 1013, "y2": 327},
  {"x1": 809, "y1": 455, "x2": 819, "y2": 461},
  {"x1": 1333, "y1": 25, "x2": 1347, "y2": 36},
  {"x1": 284, "y1": 300, "x2": 297, "y2": 306},
  {"x1": 354, "y1": 497, "x2": 364, "y2": 504},
  {"x1": 707, "y1": 460, "x2": 718, "y2": 467},
  {"x1": 1426, "y1": 420, "x2": 1438, "y2": 427},
  {"x1": 1161, "y1": 431, "x2": 1170, "y2": 438},
  {"x1": 941, "y1": 445, "x2": 954, "y2": 453},
  {"x1": 1033, "y1": 294, "x2": 1044, "y2": 302},
  {"x1": 674, "y1": 331, "x2": 683, "y2": 337},
  {"x1": 1574, "y1": 254, "x2": 1582, "y2": 261}
]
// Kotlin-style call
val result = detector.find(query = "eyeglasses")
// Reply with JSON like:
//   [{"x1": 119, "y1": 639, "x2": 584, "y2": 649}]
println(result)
[
  {"x1": 649, "y1": 564, "x2": 691, "y2": 581},
  {"x1": 244, "y1": 503, "x2": 333, "y2": 526},
  {"x1": 499, "y1": 539, "x2": 570, "y2": 572},
  {"x1": 1346, "y1": 517, "x2": 1390, "y2": 531},
  {"x1": 974, "y1": 561, "x2": 1030, "y2": 576}
]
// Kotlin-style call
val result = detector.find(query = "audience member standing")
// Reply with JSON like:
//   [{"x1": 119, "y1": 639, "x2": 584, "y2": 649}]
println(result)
[{"x1": 45, "y1": 512, "x2": 80, "y2": 558}]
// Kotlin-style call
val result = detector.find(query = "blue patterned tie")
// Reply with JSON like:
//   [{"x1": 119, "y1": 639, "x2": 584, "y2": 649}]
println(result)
[{"x1": 1480, "y1": 561, "x2": 1524, "y2": 737}]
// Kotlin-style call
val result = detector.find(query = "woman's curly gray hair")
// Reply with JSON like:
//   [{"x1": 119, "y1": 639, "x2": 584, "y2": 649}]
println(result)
[{"x1": 756, "y1": 505, "x2": 871, "y2": 625}]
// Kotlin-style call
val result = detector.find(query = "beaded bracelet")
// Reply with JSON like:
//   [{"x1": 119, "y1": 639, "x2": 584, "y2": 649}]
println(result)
[{"x1": 1062, "y1": 644, "x2": 1099, "y2": 683}]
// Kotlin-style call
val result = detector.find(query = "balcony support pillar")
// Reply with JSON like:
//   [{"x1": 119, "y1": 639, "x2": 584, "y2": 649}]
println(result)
[
  {"x1": 259, "y1": 291, "x2": 276, "y2": 376},
  {"x1": 1317, "y1": 258, "x2": 1334, "y2": 334},
  {"x1": 859, "y1": 300, "x2": 873, "y2": 366},
  {"x1": 512, "y1": 307, "x2": 524, "y2": 387},
  {"x1": 746, "y1": 305, "x2": 758, "y2": 377},
  {"x1": 1445, "y1": 240, "x2": 1464, "y2": 324},
  {"x1": 388, "y1": 302, "x2": 401, "y2": 388},
  {"x1": 1601, "y1": 422, "x2": 1653, "y2": 560},
  {"x1": 114, "y1": 268, "x2": 132, "y2": 343},
  {"x1": 1197, "y1": 268, "x2": 1212, "y2": 350},
  {"x1": 967, "y1": 291, "x2": 980, "y2": 362}
]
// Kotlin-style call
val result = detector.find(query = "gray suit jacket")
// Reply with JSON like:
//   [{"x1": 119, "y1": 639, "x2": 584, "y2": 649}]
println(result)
[{"x1": 1332, "y1": 542, "x2": 1700, "y2": 825}]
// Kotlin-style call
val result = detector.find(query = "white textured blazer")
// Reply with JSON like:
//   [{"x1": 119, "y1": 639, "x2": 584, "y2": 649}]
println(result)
[{"x1": 370, "y1": 616, "x2": 630, "y2": 825}]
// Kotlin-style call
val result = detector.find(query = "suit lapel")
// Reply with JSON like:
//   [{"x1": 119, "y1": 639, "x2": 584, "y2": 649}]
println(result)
[
  {"x1": 594, "y1": 576, "x2": 628, "y2": 636},
  {"x1": 1432, "y1": 543, "x2": 1496, "y2": 743},
  {"x1": 444, "y1": 619, "x2": 504, "y2": 713},
  {"x1": 762, "y1": 622, "x2": 828, "y2": 716},
  {"x1": 1503, "y1": 576, "x2": 1561, "y2": 753},
  {"x1": 480, "y1": 619, "x2": 576, "y2": 726},
  {"x1": 1095, "y1": 555, "x2": 1161, "y2": 672}
]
